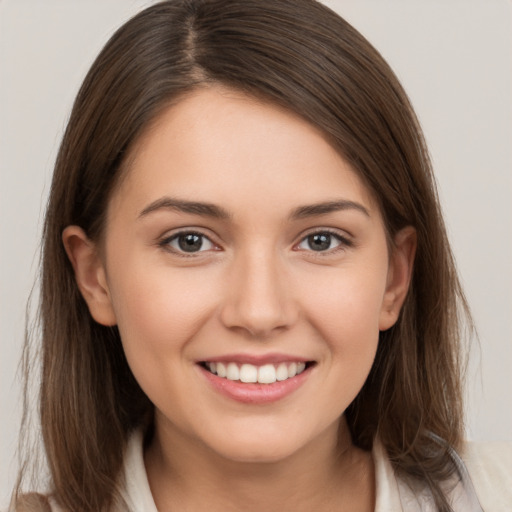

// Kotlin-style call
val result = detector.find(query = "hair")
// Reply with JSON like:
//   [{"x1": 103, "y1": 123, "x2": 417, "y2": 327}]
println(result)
[{"x1": 14, "y1": 1, "x2": 473, "y2": 511}]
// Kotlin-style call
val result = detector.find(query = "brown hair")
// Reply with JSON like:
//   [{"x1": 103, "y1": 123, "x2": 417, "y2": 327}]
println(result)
[{"x1": 15, "y1": 1, "x2": 472, "y2": 510}]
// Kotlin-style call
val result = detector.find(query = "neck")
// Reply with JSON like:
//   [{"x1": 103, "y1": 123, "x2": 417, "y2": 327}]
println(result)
[{"x1": 144, "y1": 415, "x2": 375, "y2": 512}]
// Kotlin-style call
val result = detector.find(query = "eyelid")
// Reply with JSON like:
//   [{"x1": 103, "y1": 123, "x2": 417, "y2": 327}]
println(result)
[
  {"x1": 293, "y1": 228, "x2": 354, "y2": 253},
  {"x1": 156, "y1": 226, "x2": 353, "y2": 256},
  {"x1": 158, "y1": 228, "x2": 221, "y2": 256}
]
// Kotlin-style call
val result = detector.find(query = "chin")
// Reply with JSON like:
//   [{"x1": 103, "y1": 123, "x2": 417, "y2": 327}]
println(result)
[
  {"x1": 214, "y1": 441, "x2": 299, "y2": 464},
  {"x1": 200, "y1": 422, "x2": 320, "y2": 464}
]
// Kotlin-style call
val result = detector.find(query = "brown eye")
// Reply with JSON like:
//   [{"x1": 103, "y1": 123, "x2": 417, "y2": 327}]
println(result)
[
  {"x1": 297, "y1": 231, "x2": 350, "y2": 253},
  {"x1": 163, "y1": 232, "x2": 215, "y2": 253},
  {"x1": 307, "y1": 233, "x2": 333, "y2": 251},
  {"x1": 178, "y1": 234, "x2": 203, "y2": 252}
]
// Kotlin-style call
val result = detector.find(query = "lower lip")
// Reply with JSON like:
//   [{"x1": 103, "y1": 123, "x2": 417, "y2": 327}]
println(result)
[{"x1": 199, "y1": 365, "x2": 312, "y2": 404}]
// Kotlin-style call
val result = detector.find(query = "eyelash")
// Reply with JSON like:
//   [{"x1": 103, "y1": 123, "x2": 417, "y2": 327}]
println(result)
[
  {"x1": 295, "y1": 229, "x2": 353, "y2": 255},
  {"x1": 158, "y1": 230, "x2": 218, "y2": 257},
  {"x1": 158, "y1": 229, "x2": 353, "y2": 257}
]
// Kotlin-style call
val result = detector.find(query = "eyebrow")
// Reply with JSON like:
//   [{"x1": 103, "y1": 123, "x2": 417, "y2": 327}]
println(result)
[
  {"x1": 290, "y1": 200, "x2": 370, "y2": 219},
  {"x1": 138, "y1": 197, "x2": 231, "y2": 220},
  {"x1": 138, "y1": 197, "x2": 369, "y2": 221}
]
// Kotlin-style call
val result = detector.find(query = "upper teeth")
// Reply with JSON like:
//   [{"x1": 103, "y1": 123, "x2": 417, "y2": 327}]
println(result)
[{"x1": 205, "y1": 362, "x2": 307, "y2": 384}]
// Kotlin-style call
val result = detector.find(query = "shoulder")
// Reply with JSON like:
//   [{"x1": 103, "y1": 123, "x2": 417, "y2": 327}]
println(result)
[
  {"x1": 373, "y1": 437, "x2": 512, "y2": 512},
  {"x1": 6, "y1": 494, "x2": 54, "y2": 512},
  {"x1": 461, "y1": 440, "x2": 512, "y2": 511},
  {"x1": 5, "y1": 432, "x2": 148, "y2": 512},
  {"x1": 118, "y1": 429, "x2": 159, "y2": 512}
]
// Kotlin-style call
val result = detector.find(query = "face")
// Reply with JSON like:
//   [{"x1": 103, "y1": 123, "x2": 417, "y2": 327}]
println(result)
[{"x1": 65, "y1": 87, "x2": 414, "y2": 464}]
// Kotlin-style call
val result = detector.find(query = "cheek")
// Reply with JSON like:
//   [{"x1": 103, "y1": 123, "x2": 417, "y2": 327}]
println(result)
[
  {"x1": 295, "y1": 262, "x2": 387, "y2": 395},
  {"x1": 299, "y1": 263, "x2": 388, "y2": 341},
  {"x1": 106, "y1": 263, "x2": 220, "y2": 368},
  {"x1": 105, "y1": 264, "x2": 226, "y2": 423}
]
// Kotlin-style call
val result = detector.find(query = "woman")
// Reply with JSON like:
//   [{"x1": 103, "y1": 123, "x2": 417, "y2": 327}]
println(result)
[{"x1": 11, "y1": 1, "x2": 511, "y2": 511}]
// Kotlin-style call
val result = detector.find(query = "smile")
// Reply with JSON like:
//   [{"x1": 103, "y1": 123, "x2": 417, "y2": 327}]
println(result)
[
  {"x1": 202, "y1": 361, "x2": 308, "y2": 384},
  {"x1": 198, "y1": 355, "x2": 315, "y2": 404}
]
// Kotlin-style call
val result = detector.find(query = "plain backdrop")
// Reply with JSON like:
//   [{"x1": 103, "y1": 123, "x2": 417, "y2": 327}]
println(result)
[{"x1": 1, "y1": 0, "x2": 511, "y2": 502}]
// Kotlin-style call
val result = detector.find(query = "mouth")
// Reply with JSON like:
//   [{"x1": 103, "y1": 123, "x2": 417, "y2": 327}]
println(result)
[
  {"x1": 199, "y1": 360, "x2": 315, "y2": 385},
  {"x1": 198, "y1": 357, "x2": 315, "y2": 404}
]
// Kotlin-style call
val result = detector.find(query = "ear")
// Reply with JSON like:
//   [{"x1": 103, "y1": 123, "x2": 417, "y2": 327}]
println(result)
[
  {"x1": 379, "y1": 226, "x2": 417, "y2": 331},
  {"x1": 62, "y1": 226, "x2": 117, "y2": 326}
]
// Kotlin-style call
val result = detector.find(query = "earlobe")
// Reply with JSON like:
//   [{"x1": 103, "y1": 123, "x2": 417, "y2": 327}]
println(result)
[
  {"x1": 379, "y1": 226, "x2": 417, "y2": 331},
  {"x1": 62, "y1": 225, "x2": 117, "y2": 326}
]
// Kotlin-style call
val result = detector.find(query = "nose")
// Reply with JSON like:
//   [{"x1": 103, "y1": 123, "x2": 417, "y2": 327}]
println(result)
[{"x1": 219, "y1": 248, "x2": 298, "y2": 338}]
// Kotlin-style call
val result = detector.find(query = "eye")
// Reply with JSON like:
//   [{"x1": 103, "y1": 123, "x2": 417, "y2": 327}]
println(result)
[
  {"x1": 162, "y1": 232, "x2": 216, "y2": 254},
  {"x1": 296, "y1": 231, "x2": 349, "y2": 252}
]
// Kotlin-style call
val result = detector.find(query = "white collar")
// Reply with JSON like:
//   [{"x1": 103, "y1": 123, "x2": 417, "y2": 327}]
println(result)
[
  {"x1": 120, "y1": 430, "x2": 159, "y2": 512},
  {"x1": 120, "y1": 431, "x2": 405, "y2": 511},
  {"x1": 119, "y1": 431, "x2": 482, "y2": 512}
]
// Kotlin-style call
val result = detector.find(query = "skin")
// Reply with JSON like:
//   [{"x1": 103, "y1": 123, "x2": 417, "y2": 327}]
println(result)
[{"x1": 64, "y1": 86, "x2": 416, "y2": 511}]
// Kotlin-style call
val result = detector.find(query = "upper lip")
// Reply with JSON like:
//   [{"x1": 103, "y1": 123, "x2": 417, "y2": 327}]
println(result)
[{"x1": 197, "y1": 353, "x2": 313, "y2": 365}]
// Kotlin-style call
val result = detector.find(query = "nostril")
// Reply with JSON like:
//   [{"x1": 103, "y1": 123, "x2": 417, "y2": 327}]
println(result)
[{"x1": 219, "y1": 271, "x2": 298, "y2": 337}]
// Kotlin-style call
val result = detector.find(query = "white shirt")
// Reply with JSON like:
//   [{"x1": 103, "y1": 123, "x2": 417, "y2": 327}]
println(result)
[
  {"x1": 118, "y1": 431, "x2": 512, "y2": 512},
  {"x1": 44, "y1": 431, "x2": 511, "y2": 511}
]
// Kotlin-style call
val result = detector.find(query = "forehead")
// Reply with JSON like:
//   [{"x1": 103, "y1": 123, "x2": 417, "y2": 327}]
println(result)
[{"x1": 110, "y1": 86, "x2": 378, "y2": 219}]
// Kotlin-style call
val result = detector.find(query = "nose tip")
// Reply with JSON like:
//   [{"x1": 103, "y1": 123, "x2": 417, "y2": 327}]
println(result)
[
  {"x1": 220, "y1": 256, "x2": 297, "y2": 338},
  {"x1": 225, "y1": 308, "x2": 288, "y2": 339}
]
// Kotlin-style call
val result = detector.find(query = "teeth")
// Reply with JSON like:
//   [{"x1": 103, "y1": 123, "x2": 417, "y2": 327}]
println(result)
[
  {"x1": 205, "y1": 361, "x2": 308, "y2": 384},
  {"x1": 276, "y1": 363, "x2": 289, "y2": 381},
  {"x1": 226, "y1": 362, "x2": 239, "y2": 381},
  {"x1": 216, "y1": 362, "x2": 227, "y2": 378},
  {"x1": 258, "y1": 364, "x2": 276, "y2": 384},
  {"x1": 240, "y1": 364, "x2": 258, "y2": 383}
]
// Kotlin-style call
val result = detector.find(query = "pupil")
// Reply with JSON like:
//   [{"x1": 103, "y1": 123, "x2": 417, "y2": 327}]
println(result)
[
  {"x1": 309, "y1": 233, "x2": 330, "y2": 251},
  {"x1": 178, "y1": 234, "x2": 202, "y2": 252}
]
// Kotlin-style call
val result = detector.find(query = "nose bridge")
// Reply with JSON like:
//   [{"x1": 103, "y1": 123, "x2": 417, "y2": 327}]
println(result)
[{"x1": 220, "y1": 243, "x2": 295, "y2": 337}]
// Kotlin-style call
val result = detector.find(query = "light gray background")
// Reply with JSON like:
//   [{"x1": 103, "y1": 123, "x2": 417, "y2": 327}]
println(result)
[{"x1": 1, "y1": 0, "x2": 511, "y2": 502}]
